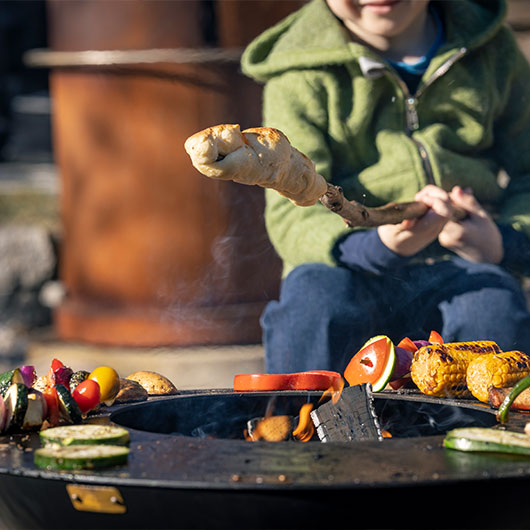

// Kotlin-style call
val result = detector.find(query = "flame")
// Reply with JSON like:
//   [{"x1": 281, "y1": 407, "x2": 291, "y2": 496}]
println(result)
[
  {"x1": 292, "y1": 403, "x2": 315, "y2": 442},
  {"x1": 382, "y1": 430, "x2": 392, "y2": 438},
  {"x1": 319, "y1": 376, "x2": 345, "y2": 405}
]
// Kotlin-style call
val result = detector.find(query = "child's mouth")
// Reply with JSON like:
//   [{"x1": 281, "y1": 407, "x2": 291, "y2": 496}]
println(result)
[{"x1": 361, "y1": 0, "x2": 401, "y2": 15}]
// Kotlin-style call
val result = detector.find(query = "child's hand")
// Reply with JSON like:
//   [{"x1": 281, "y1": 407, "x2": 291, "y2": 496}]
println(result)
[
  {"x1": 437, "y1": 186, "x2": 504, "y2": 264},
  {"x1": 377, "y1": 185, "x2": 453, "y2": 256}
]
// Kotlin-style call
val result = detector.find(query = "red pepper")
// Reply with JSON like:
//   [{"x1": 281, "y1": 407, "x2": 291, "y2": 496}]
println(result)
[
  {"x1": 233, "y1": 370, "x2": 342, "y2": 392},
  {"x1": 50, "y1": 359, "x2": 64, "y2": 372},
  {"x1": 429, "y1": 330, "x2": 444, "y2": 344},
  {"x1": 43, "y1": 387, "x2": 59, "y2": 427},
  {"x1": 397, "y1": 337, "x2": 418, "y2": 353}
]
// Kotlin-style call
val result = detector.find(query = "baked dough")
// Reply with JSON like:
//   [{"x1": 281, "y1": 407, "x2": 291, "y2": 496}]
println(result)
[
  {"x1": 115, "y1": 378, "x2": 148, "y2": 403},
  {"x1": 125, "y1": 370, "x2": 178, "y2": 396},
  {"x1": 184, "y1": 124, "x2": 328, "y2": 207}
]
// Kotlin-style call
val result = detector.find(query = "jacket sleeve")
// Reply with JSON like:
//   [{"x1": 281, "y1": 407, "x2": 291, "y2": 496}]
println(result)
[
  {"x1": 494, "y1": 29, "x2": 530, "y2": 247},
  {"x1": 261, "y1": 70, "x2": 352, "y2": 271}
]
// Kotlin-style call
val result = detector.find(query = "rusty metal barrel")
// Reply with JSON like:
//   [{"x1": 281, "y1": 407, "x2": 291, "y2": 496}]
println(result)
[{"x1": 33, "y1": 0, "x2": 304, "y2": 347}]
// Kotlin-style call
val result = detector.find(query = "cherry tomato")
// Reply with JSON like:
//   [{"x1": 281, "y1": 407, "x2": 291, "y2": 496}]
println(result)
[
  {"x1": 88, "y1": 366, "x2": 120, "y2": 403},
  {"x1": 72, "y1": 379, "x2": 101, "y2": 414}
]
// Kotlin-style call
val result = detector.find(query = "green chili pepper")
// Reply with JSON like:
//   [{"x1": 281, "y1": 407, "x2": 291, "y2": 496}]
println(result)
[{"x1": 497, "y1": 375, "x2": 530, "y2": 423}]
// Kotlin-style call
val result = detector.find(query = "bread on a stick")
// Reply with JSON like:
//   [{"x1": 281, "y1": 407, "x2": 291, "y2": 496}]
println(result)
[{"x1": 184, "y1": 124, "x2": 328, "y2": 207}]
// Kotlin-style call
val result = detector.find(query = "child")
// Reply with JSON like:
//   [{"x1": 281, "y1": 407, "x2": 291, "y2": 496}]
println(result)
[{"x1": 241, "y1": 0, "x2": 530, "y2": 374}]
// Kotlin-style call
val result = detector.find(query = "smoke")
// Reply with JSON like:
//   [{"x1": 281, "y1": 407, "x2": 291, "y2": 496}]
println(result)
[{"x1": 374, "y1": 395, "x2": 497, "y2": 438}]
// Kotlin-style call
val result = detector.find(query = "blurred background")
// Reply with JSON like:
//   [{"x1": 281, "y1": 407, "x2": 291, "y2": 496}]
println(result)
[{"x1": 0, "y1": 0, "x2": 529, "y2": 389}]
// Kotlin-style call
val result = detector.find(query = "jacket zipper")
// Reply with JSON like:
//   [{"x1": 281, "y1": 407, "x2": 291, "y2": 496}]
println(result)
[{"x1": 392, "y1": 47, "x2": 468, "y2": 184}]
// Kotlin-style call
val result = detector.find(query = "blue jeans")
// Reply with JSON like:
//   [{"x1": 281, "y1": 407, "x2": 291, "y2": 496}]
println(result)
[{"x1": 261, "y1": 260, "x2": 530, "y2": 374}]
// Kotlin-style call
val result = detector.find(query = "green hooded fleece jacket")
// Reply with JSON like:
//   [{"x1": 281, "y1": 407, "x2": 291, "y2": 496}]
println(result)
[{"x1": 241, "y1": 0, "x2": 530, "y2": 278}]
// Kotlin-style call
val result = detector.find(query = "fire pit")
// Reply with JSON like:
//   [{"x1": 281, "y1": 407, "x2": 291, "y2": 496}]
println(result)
[{"x1": 1, "y1": 389, "x2": 530, "y2": 529}]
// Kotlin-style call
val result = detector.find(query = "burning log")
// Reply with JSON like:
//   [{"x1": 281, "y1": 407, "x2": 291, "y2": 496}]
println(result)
[
  {"x1": 310, "y1": 384, "x2": 383, "y2": 442},
  {"x1": 184, "y1": 124, "x2": 467, "y2": 227}
]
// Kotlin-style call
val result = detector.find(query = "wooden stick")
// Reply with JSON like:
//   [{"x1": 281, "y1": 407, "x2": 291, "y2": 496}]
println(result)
[{"x1": 320, "y1": 183, "x2": 467, "y2": 228}]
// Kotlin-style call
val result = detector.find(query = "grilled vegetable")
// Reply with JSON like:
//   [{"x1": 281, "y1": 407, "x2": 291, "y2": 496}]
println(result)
[
  {"x1": 51, "y1": 366, "x2": 73, "y2": 390},
  {"x1": 40, "y1": 424, "x2": 130, "y2": 447},
  {"x1": 428, "y1": 330, "x2": 444, "y2": 344},
  {"x1": 466, "y1": 351, "x2": 530, "y2": 403},
  {"x1": 42, "y1": 386, "x2": 60, "y2": 427},
  {"x1": 32, "y1": 375, "x2": 48, "y2": 393},
  {"x1": 19, "y1": 366, "x2": 36, "y2": 388},
  {"x1": 4, "y1": 383, "x2": 29, "y2": 430},
  {"x1": 0, "y1": 369, "x2": 25, "y2": 397},
  {"x1": 344, "y1": 336, "x2": 396, "y2": 392},
  {"x1": 234, "y1": 371, "x2": 342, "y2": 392},
  {"x1": 69, "y1": 370, "x2": 89, "y2": 391},
  {"x1": 0, "y1": 395, "x2": 6, "y2": 432},
  {"x1": 88, "y1": 366, "x2": 120, "y2": 405},
  {"x1": 444, "y1": 427, "x2": 530, "y2": 456},
  {"x1": 72, "y1": 379, "x2": 100, "y2": 413},
  {"x1": 47, "y1": 359, "x2": 69, "y2": 387},
  {"x1": 496, "y1": 375, "x2": 530, "y2": 423},
  {"x1": 22, "y1": 391, "x2": 47, "y2": 431},
  {"x1": 55, "y1": 384, "x2": 83, "y2": 424},
  {"x1": 34, "y1": 444, "x2": 129, "y2": 470},
  {"x1": 410, "y1": 341, "x2": 501, "y2": 397},
  {"x1": 397, "y1": 337, "x2": 418, "y2": 353}
]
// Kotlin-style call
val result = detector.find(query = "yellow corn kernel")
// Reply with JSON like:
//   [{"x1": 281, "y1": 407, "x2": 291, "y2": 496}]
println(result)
[
  {"x1": 466, "y1": 351, "x2": 530, "y2": 403},
  {"x1": 410, "y1": 341, "x2": 500, "y2": 397}
]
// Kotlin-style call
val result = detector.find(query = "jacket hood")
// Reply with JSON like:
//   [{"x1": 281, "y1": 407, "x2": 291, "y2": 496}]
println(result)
[{"x1": 242, "y1": 0, "x2": 507, "y2": 82}]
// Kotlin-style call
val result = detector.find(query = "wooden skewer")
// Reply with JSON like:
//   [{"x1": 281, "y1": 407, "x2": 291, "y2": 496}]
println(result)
[{"x1": 320, "y1": 183, "x2": 468, "y2": 228}]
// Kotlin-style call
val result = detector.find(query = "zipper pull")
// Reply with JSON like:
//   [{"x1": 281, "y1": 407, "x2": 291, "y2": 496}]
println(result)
[{"x1": 405, "y1": 96, "x2": 419, "y2": 133}]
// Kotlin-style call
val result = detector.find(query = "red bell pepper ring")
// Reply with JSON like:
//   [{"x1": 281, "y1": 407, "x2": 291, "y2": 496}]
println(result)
[{"x1": 233, "y1": 370, "x2": 343, "y2": 392}]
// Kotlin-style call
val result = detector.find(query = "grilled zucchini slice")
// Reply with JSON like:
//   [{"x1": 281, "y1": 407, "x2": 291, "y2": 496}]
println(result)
[
  {"x1": 0, "y1": 369, "x2": 25, "y2": 397},
  {"x1": 444, "y1": 427, "x2": 530, "y2": 456},
  {"x1": 69, "y1": 370, "x2": 90, "y2": 392},
  {"x1": 40, "y1": 424, "x2": 130, "y2": 447},
  {"x1": 55, "y1": 384, "x2": 83, "y2": 424},
  {"x1": 4, "y1": 383, "x2": 29, "y2": 430},
  {"x1": 34, "y1": 444, "x2": 129, "y2": 470}
]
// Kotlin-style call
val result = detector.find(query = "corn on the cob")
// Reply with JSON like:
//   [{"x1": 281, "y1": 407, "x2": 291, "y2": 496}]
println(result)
[
  {"x1": 466, "y1": 351, "x2": 530, "y2": 403},
  {"x1": 410, "y1": 341, "x2": 501, "y2": 397}
]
